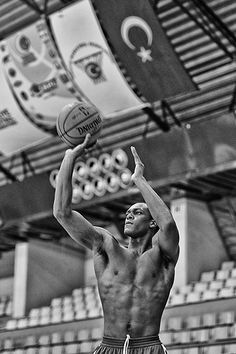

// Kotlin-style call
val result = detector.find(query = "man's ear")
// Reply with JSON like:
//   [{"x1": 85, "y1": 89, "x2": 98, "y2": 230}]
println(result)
[{"x1": 149, "y1": 219, "x2": 157, "y2": 229}]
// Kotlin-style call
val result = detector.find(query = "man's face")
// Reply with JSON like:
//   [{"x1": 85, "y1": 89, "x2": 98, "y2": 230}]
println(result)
[{"x1": 124, "y1": 202, "x2": 152, "y2": 238}]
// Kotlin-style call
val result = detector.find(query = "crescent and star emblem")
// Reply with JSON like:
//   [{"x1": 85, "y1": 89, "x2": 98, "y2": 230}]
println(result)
[{"x1": 121, "y1": 16, "x2": 153, "y2": 63}]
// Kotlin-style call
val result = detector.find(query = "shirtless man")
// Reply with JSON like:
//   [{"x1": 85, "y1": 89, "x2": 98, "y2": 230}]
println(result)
[{"x1": 53, "y1": 134, "x2": 179, "y2": 354}]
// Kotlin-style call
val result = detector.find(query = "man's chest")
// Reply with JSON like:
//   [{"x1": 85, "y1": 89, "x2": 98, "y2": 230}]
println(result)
[{"x1": 95, "y1": 247, "x2": 162, "y2": 286}]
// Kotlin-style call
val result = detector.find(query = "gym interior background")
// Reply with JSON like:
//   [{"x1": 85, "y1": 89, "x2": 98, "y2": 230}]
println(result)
[{"x1": 0, "y1": 0, "x2": 236, "y2": 353}]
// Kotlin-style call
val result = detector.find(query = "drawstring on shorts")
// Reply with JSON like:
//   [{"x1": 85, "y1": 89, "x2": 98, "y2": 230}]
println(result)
[
  {"x1": 161, "y1": 343, "x2": 168, "y2": 354},
  {"x1": 123, "y1": 334, "x2": 131, "y2": 354}
]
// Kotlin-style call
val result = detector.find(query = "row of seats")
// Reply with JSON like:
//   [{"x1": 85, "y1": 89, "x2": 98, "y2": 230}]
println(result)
[
  {"x1": 0, "y1": 340, "x2": 100, "y2": 354},
  {"x1": 1, "y1": 344, "x2": 236, "y2": 354},
  {"x1": 161, "y1": 311, "x2": 236, "y2": 332},
  {"x1": 1, "y1": 327, "x2": 103, "y2": 351},
  {"x1": 168, "y1": 286, "x2": 235, "y2": 306},
  {"x1": 168, "y1": 343, "x2": 236, "y2": 354},
  {"x1": 161, "y1": 323, "x2": 236, "y2": 346},
  {"x1": 168, "y1": 261, "x2": 236, "y2": 306},
  {"x1": 6, "y1": 286, "x2": 103, "y2": 330}
]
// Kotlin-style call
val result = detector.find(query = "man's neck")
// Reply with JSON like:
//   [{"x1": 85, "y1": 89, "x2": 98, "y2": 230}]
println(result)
[{"x1": 128, "y1": 234, "x2": 153, "y2": 255}]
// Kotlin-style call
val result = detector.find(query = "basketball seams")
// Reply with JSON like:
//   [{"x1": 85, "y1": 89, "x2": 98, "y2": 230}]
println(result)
[
  {"x1": 56, "y1": 120, "x2": 74, "y2": 147},
  {"x1": 57, "y1": 103, "x2": 102, "y2": 147},
  {"x1": 63, "y1": 111, "x2": 99, "y2": 137},
  {"x1": 61, "y1": 125, "x2": 102, "y2": 146},
  {"x1": 62, "y1": 103, "x2": 85, "y2": 135}
]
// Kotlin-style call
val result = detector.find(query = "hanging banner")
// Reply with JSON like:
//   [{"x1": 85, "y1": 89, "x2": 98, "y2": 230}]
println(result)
[
  {"x1": 49, "y1": 0, "x2": 144, "y2": 117},
  {"x1": 0, "y1": 41, "x2": 50, "y2": 156},
  {"x1": 91, "y1": 0, "x2": 195, "y2": 102},
  {"x1": 2, "y1": 19, "x2": 81, "y2": 134}
]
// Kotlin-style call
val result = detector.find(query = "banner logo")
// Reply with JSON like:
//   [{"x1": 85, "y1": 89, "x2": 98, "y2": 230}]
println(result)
[
  {"x1": 121, "y1": 16, "x2": 153, "y2": 63},
  {"x1": 30, "y1": 78, "x2": 58, "y2": 98},
  {"x1": 14, "y1": 34, "x2": 37, "y2": 65},
  {"x1": 70, "y1": 42, "x2": 112, "y2": 84},
  {"x1": 0, "y1": 109, "x2": 17, "y2": 129}
]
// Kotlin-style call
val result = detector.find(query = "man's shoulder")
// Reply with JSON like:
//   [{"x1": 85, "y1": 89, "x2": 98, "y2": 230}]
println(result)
[{"x1": 94, "y1": 226, "x2": 121, "y2": 246}]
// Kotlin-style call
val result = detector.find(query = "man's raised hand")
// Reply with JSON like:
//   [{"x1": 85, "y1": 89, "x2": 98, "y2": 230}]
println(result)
[
  {"x1": 131, "y1": 146, "x2": 144, "y2": 182},
  {"x1": 66, "y1": 133, "x2": 92, "y2": 159}
]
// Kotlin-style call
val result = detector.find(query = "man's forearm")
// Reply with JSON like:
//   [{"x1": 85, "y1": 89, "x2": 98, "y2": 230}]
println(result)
[
  {"x1": 53, "y1": 150, "x2": 75, "y2": 219},
  {"x1": 133, "y1": 175, "x2": 173, "y2": 230}
]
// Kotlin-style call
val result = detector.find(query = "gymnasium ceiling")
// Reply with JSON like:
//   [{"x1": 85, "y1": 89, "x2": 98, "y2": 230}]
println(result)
[{"x1": 1, "y1": 0, "x2": 236, "y2": 255}]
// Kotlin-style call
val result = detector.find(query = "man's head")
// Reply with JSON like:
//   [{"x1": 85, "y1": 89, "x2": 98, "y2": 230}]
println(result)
[{"x1": 124, "y1": 202, "x2": 158, "y2": 238}]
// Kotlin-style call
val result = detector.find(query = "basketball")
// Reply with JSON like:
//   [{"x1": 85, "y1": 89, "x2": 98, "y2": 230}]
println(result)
[{"x1": 56, "y1": 101, "x2": 103, "y2": 147}]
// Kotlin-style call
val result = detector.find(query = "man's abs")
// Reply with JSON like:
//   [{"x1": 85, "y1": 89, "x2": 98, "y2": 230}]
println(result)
[{"x1": 98, "y1": 274, "x2": 171, "y2": 337}]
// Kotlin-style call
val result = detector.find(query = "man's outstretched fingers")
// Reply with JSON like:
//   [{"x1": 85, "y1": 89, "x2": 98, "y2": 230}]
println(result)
[{"x1": 131, "y1": 146, "x2": 143, "y2": 166}]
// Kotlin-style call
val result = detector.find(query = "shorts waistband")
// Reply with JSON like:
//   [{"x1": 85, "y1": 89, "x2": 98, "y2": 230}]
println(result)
[{"x1": 101, "y1": 335, "x2": 161, "y2": 348}]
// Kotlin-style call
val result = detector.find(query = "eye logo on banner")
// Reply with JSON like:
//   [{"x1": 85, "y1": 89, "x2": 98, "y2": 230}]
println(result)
[
  {"x1": 70, "y1": 42, "x2": 110, "y2": 84},
  {"x1": 121, "y1": 16, "x2": 153, "y2": 63},
  {"x1": 49, "y1": 0, "x2": 144, "y2": 117}
]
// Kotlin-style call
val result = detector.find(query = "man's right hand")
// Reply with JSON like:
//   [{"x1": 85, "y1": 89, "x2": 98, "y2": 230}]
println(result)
[{"x1": 66, "y1": 133, "x2": 92, "y2": 159}]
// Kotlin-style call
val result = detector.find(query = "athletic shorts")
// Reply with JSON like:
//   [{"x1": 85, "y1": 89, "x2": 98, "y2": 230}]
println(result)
[{"x1": 93, "y1": 334, "x2": 168, "y2": 354}]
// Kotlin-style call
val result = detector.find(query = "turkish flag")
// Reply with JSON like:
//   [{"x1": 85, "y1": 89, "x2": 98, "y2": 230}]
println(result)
[{"x1": 92, "y1": 0, "x2": 196, "y2": 102}]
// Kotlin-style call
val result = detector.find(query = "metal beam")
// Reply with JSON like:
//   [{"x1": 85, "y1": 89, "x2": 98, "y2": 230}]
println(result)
[{"x1": 20, "y1": 0, "x2": 43, "y2": 14}]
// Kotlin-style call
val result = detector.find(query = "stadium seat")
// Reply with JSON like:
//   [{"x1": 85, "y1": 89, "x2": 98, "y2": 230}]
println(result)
[
  {"x1": 225, "y1": 278, "x2": 236, "y2": 288},
  {"x1": 182, "y1": 347, "x2": 198, "y2": 354},
  {"x1": 72, "y1": 288, "x2": 83, "y2": 297},
  {"x1": 202, "y1": 313, "x2": 217, "y2": 327},
  {"x1": 218, "y1": 311, "x2": 235, "y2": 325},
  {"x1": 3, "y1": 338, "x2": 14, "y2": 350},
  {"x1": 216, "y1": 269, "x2": 231, "y2": 280},
  {"x1": 17, "y1": 318, "x2": 28, "y2": 328},
  {"x1": 51, "y1": 332, "x2": 62, "y2": 344},
  {"x1": 91, "y1": 327, "x2": 103, "y2": 340},
  {"x1": 178, "y1": 284, "x2": 193, "y2": 294},
  {"x1": 211, "y1": 325, "x2": 230, "y2": 340},
  {"x1": 192, "y1": 282, "x2": 208, "y2": 293},
  {"x1": 209, "y1": 280, "x2": 224, "y2": 290},
  {"x1": 202, "y1": 344, "x2": 223, "y2": 354},
  {"x1": 5, "y1": 319, "x2": 18, "y2": 330},
  {"x1": 25, "y1": 348, "x2": 38, "y2": 354},
  {"x1": 64, "y1": 343, "x2": 79, "y2": 354},
  {"x1": 87, "y1": 307, "x2": 101, "y2": 318},
  {"x1": 201, "y1": 289, "x2": 218, "y2": 301},
  {"x1": 51, "y1": 297, "x2": 62, "y2": 307},
  {"x1": 173, "y1": 330, "x2": 191, "y2": 344},
  {"x1": 224, "y1": 343, "x2": 236, "y2": 353},
  {"x1": 64, "y1": 331, "x2": 75, "y2": 343},
  {"x1": 38, "y1": 335, "x2": 50, "y2": 346},
  {"x1": 51, "y1": 344, "x2": 64, "y2": 354},
  {"x1": 63, "y1": 310, "x2": 74, "y2": 322},
  {"x1": 186, "y1": 291, "x2": 201, "y2": 303},
  {"x1": 166, "y1": 317, "x2": 183, "y2": 330},
  {"x1": 191, "y1": 328, "x2": 209, "y2": 343},
  {"x1": 159, "y1": 331, "x2": 173, "y2": 345},
  {"x1": 218, "y1": 287, "x2": 235, "y2": 298},
  {"x1": 170, "y1": 293, "x2": 186, "y2": 306},
  {"x1": 25, "y1": 335, "x2": 38, "y2": 347},
  {"x1": 38, "y1": 347, "x2": 51, "y2": 354},
  {"x1": 77, "y1": 329, "x2": 90, "y2": 341},
  {"x1": 221, "y1": 261, "x2": 235, "y2": 270},
  {"x1": 74, "y1": 308, "x2": 87, "y2": 320},
  {"x1": 184, "y1": 315, "x2": 201, "y2": 329},
  {"x1": 168, "y1": 349, "x2": 182, "y2": 354},
  {"x1": 200, "y1": 271, "x2": 215, "y2": 282},
  {"x1": 79, "y1": 341, "x2": 93, "y2": 353}
]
